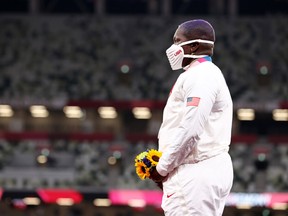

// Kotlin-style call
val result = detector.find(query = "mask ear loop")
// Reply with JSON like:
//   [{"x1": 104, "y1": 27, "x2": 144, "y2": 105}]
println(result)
[
  {"x1": 179, "y1": 39, "x2": 214, "y2": 46},
  {"x1": 181, "y1": 39, "x2": 214, "y2": 59}
]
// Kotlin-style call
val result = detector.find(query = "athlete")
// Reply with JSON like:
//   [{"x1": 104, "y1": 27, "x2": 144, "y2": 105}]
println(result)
[{"x1": 149, "y1": 19, "x2": 234, "y2": 216}]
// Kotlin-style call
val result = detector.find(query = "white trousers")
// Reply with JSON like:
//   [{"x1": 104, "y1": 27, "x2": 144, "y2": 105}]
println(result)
[{"x1": 161, "y1": 152, "x2": 233, "y2": 216}]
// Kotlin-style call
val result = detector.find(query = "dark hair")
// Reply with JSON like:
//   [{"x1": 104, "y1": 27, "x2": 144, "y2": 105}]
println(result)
[{"x1": 179, "y1": 19, "x2": 215, "y2": 42}]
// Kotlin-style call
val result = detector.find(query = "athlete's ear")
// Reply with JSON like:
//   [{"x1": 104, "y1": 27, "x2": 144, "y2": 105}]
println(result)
[{"x1": 190, "y1": 42, "x2": 199, "y2": 53}]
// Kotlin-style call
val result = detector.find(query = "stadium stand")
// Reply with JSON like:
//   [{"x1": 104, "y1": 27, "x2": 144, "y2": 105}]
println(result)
[{"x1": 0, "y1": 16, "x2": 287, "y2": 105}]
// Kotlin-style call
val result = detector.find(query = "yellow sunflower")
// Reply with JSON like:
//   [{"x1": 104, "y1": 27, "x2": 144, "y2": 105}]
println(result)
[
  {"x1": 146, "y1": 149, "x2": 162, "y2": 166},
  {"x1": 135, "y1": 151, "x2": 148, "y2": 162},
  {"x1": 135, "y1": 160, "x2": 150, "y2": 180}
]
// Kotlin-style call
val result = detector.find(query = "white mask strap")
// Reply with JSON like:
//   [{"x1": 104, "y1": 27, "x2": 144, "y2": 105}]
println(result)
[
  {"x1": 179, "y1": 39, "x2": 214, "y2": 46},
  {"x1": 183, "y1": 54, "x2": 208, "y2": 59},
  {"x1": 180, "y1": 39, "x2": 214, "y2": 59}
]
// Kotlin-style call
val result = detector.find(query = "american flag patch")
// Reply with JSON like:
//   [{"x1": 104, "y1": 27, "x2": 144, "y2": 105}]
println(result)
[{"x1": 186, "y1": 97, "x2": 200, "y2": 107}]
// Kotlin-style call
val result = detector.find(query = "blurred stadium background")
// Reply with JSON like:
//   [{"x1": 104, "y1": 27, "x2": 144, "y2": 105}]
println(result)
[{"x1": 0, "y1": 0, "x2": 287, "y2": 215}]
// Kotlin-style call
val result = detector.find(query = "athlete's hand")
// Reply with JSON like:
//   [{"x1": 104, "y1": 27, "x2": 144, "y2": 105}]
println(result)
[{"x1": 149, "y1": 166, "x2": 166, "y2": 183}]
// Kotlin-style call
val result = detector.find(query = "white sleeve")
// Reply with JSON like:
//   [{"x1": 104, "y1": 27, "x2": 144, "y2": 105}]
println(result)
[{"x1": 156, "y1": 71, "x2": 219, "y2": 177}]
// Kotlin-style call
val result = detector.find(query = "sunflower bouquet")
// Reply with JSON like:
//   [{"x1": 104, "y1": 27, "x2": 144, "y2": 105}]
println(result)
[{"x1": 134, "y1": 149, "x2": 162, "y2": 180}]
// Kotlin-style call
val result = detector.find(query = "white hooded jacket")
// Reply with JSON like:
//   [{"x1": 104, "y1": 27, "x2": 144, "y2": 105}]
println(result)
[{"x1": 156, "y1": 57, "x2": 233, "y2": 177}]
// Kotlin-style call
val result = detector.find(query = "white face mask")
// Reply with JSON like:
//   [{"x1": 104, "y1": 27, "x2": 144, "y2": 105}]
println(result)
[{"x1": 166, "y1": 39, "x2": 214, "y2": 70}]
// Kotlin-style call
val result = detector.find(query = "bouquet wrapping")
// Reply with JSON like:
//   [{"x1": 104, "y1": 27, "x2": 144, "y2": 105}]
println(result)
[{"x1": 134, "y1": 149, "x2": 162, "y2": 180}]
